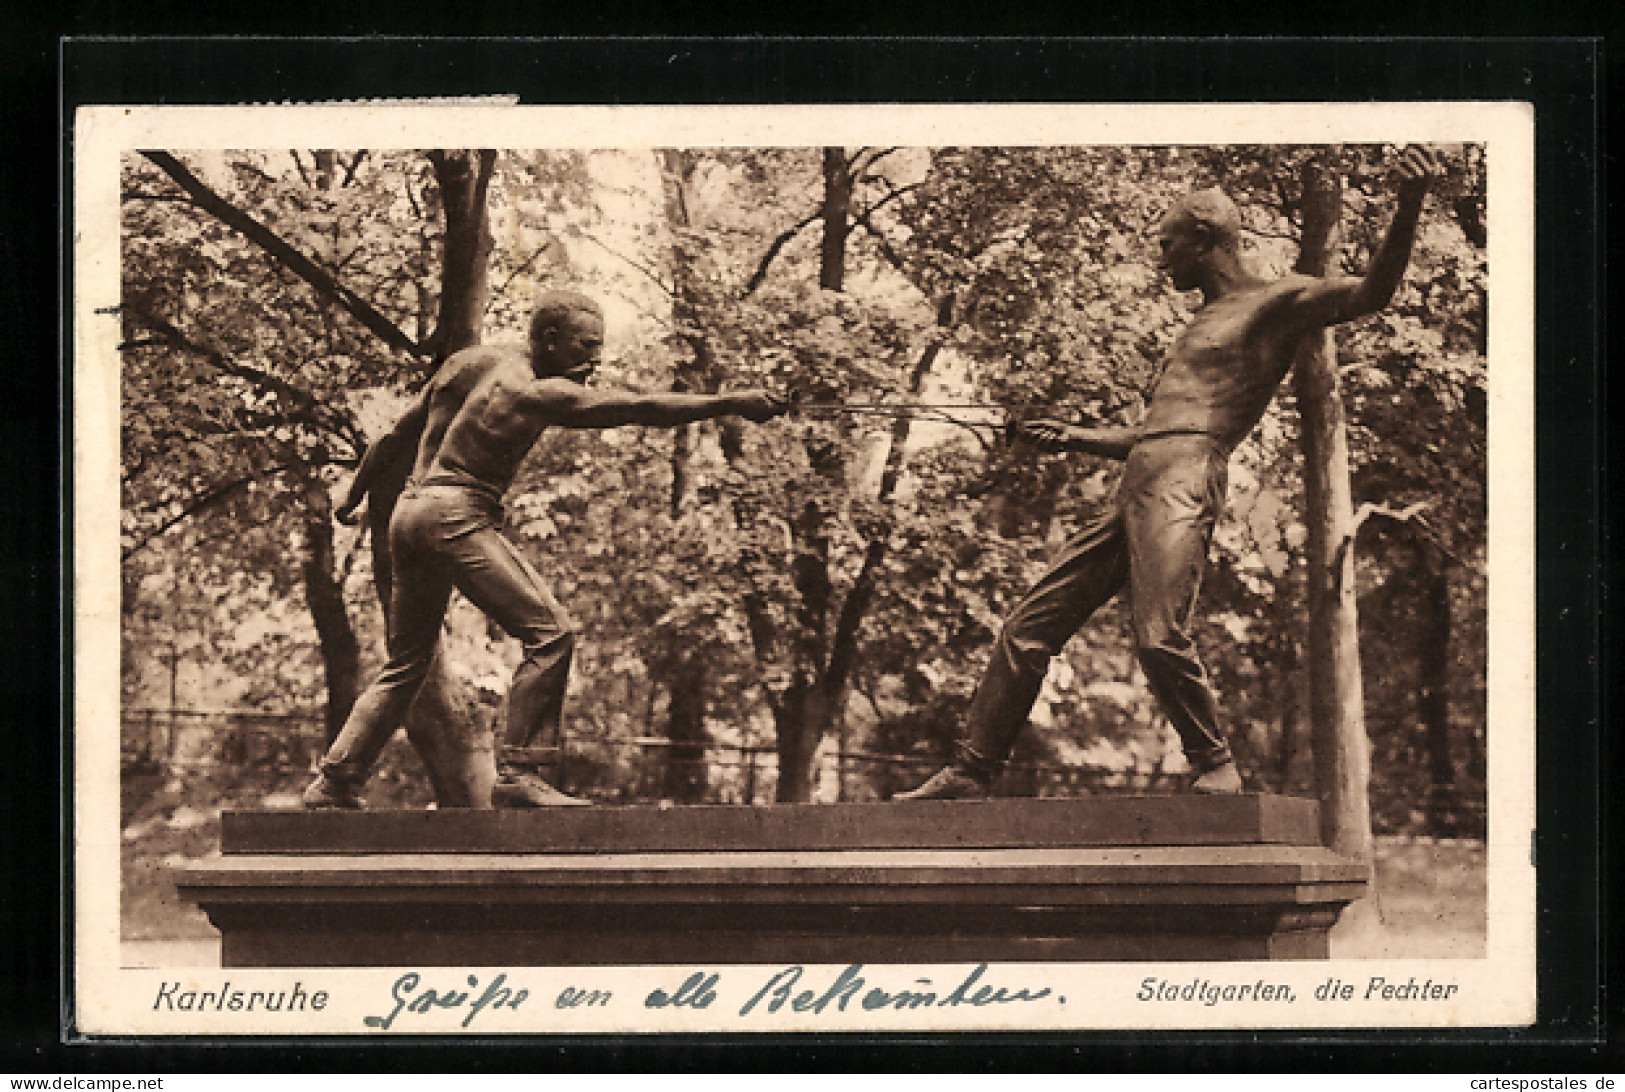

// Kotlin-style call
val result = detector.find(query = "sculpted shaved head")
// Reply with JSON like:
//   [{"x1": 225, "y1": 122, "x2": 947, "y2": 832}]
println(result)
[
  {"x1": 1166, "y1": 188, "x2": 1243, "y2": 254},
  {"x1": 528, "y1": 290, "x2": 603, "y2": 347}
]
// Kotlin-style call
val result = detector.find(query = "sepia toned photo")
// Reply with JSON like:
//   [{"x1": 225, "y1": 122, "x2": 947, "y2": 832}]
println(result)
[{"x1": 73, "y1": 102, "x2": 1535, "y2": 1035}]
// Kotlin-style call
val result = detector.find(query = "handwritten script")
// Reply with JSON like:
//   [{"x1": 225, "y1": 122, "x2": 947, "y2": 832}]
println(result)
[
  {"x1": 365, "y1": 971, "x2": 529, "y2": 1030},
  {"x1": 641, "y1": 963, "x2": 1058, "y2": 1017}
]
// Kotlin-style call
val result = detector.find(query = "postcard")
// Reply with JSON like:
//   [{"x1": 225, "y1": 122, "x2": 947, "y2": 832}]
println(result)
[{"x1": 74, "y1": 100, "x2": 1535, "y2": 1035}]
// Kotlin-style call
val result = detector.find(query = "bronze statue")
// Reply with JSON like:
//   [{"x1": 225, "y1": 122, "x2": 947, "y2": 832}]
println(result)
[
  {"x1": 898, "y1": 147, "x2": 1439, "y2": 800},
  {"x1": 304, "y1": 290, "x2": 786, "y2": 809}
]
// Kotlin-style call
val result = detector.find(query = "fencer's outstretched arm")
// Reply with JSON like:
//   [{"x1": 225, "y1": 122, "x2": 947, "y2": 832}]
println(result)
[
  {"x1": 1015, "y1": 419, "x2": 1142, "y2": 460},
  {"x1": 531, "y1": 382, "x2": 788, "y2": 429}
]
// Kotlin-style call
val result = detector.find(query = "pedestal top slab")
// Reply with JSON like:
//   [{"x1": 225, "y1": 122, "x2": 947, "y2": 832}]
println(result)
[
  {"x1": 184, "y1": 842, "x2": 1368, "y2": 893},
  {"x1": 224, "y1": 793, "x2": 1322, "y2": 855}
]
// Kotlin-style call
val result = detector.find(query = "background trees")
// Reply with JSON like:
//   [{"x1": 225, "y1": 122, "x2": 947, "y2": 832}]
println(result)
[{"x1": 120, "y1": 142, "x2": 1487, "y2": 838}]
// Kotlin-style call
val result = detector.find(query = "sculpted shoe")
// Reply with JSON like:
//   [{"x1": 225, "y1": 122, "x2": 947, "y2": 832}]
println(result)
[
  {"x1": 892, "y1": 765, "x2": 990, "y2": 802},
  {"x1": 1190, "y1": 760, "x2": 1244, "y2": 795},
  {"x1": 492, "y1": 767, "x2": 591, "y2": 808},
  {"x1": 301, "y1": 772, "x2": 363, "y2": 810}
]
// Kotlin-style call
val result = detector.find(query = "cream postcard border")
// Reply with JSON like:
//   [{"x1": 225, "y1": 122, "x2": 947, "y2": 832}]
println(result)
[{"x1": 73, "y1": 101, "x2": 1537, "y2": 1035}]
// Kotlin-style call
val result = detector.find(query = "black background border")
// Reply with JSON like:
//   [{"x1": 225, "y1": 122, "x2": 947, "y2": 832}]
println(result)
[{"x1": 4, "y1": 33, "x2": 1609, "y2": 1071}]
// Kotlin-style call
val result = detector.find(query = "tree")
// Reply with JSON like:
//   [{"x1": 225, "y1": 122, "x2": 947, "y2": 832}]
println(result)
[
  {"x1": 122, "y1": 148, "x2": 414, "y2": 742},
  {"x1": 121, "y1": 148, "x2": 510, "y2": 802},
  {"x1": 718, "y1": 147, "x2": 946, "y2": 801},
  {"x1": 1291, "y1": 151, "x2": 1372, "y2": 860},
  {"x1": 1195, "y1": 144, "x2": 1487, "y2": 839}
]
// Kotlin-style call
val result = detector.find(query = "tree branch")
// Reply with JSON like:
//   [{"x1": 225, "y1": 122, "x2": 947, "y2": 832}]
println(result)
[
  {"x1": 122, "y1": 191, "x2": 198, "y2": 205},
  {"x1": 125, "y1": 299, "x2": 364, "y2": 452},
  {"x1": 1348, "y1": 499, "x2": 1461, "y2": 565},
  {"x1": 1331, "y1": 499, "x2": 1461, "y2": 592},
  {"x1": 1352, "y1": 499, "x2": 1429, "y2": 532},
  {"x1": 1274, "y1": 171, "x2": 1299, "y2": 226},
  {"x1": 122, "y1": 468, "x2": 284, "y2": 561},
  {"x1": 852, "y1": 211, "x2": 911, "y2": 279},
  {"x1": 1452, "y1": 194, "x2": 1487, "y2": 248},
  {"x1": 471, "y1": 148, "x2": 498, "y2": 210},
  {"x1": 403, "y1": 172, "x2": 423, "y2": 220},
  {"x1": 341, "y1": 150, "x2": 369, "y2": 187},
  {"x1": 822, "y1": 334, "x2": 943, "y2": 698},
  {"x1": 740, "y1": 590, "x2": 783, "y2": 719},
  {"x1": 117, "y1": 336, "x2": 170, "y2": 351},
  {"x1": 578, "y1": 232, "x2": 673, "y2": 296},
  {"x1": 855, "y1": 180, "x2": 923, "y2": 221},
  {"x1": 140, "y1": 150, "x2": 422, "y2": 358},
  {"x1": 493, "y1": 240, "x2": 561, "y2": 301},
  {"x1": 1243, "y1": 226, "x2": 1301, "y2": 243},
  {"x1": 743, "y1": 209, "x2": 822, "y2": 297},
  {"x1": 853, "y1": 147, "x2": 900, "y2": 176}
]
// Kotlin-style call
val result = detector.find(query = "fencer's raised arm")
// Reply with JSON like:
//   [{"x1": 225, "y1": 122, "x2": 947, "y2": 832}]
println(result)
[{"x1": 1277, "y1": 145, "x2": 1438, "y2": 336}]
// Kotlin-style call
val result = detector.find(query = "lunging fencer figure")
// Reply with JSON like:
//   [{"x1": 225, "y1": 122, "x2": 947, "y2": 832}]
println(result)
[
  {"x1": 898, "y1": 147, "x2": 1438, "y2": 800},
  {"x1": 303, "y1": 290, "x2": 786, "y2": 810}
]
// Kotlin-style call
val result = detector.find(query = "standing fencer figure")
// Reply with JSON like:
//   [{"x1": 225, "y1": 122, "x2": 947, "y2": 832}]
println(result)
[
  {"x1": 897, "y1": 147, "x2": 1438, "y2": 800},
  {"x1": 304, "y1": 290, "x2": 786, "y2": 809}
]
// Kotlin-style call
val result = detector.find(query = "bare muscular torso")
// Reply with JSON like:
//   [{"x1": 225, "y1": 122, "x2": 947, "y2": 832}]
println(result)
[
  {"x1": 412, "y1": 346, "x2": 557, "y2": 495},
  {"x1": 1141, "y1": 273, "x2": 1328, "y2": 450}
]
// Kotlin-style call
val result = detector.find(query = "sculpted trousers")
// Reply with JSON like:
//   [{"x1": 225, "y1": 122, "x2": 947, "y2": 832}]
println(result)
[
  {"x1": 320, "y1": 483, "x2": 576, "y2": 783},
  {"x1": 961, "y1": 434, "x2": 1234, "y2": 776}
]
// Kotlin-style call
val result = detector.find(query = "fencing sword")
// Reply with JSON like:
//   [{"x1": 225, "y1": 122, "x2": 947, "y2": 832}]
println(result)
[
  {"x1": 787, "y1": 397, "x2": 1105, "y2": 446},
  {"x1": 789, "y1": 399, "x2": 1012, "y2": 443}
]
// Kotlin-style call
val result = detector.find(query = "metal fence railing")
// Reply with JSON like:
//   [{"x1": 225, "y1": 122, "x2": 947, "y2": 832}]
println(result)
[
  {"x1": 119, "y1": 707, "x2": 1486, "y2": 831},
  {"x1": 122, "y1": 707, "x2": 328, "y2": 774},
  {"x1": 118, "y1": 707, "x2": 1142, "y2": 803}
]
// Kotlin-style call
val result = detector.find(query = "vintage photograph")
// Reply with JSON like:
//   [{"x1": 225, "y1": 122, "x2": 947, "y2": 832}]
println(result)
[{"x1": 74, "y1": 102, "x2": 1535, "y2": 1034}]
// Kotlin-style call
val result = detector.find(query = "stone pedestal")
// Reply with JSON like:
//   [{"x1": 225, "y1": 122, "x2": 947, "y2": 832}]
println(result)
[{"x1": 175, "y1": 795, "x2": 1366, "y2": 967}]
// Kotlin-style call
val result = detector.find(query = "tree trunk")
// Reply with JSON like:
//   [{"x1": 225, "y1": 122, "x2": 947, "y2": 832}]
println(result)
[
  {"x1": 771, "y1": 147, "x2": 857, "y2": 802},
  {"x1": 294, "y1": 463, "x2": 360, "y2": 745},
  {"x1": 1413, "y1": 540, "x2": 1462, "y2": 832},
  {"x1": 425, "y1": 150, "x2": 497, "y2": 361},
  {"x1": 1269, "y1": 632, "x2": 1311, "y2": 794},
  {"x1": 819, "y1": 148, "x2": 852, "y2": 291},
  {"x1": 775, "y1": 495, "x2": 834, "y2": 803},
  {"x1": 758, "y1": 149, "x2": 944, "y2": 802},
  {"x1": 648, "y1": 149, "x2": 727, "y2": 794},
  {"x1": 659, "y1": 649, "x2": 710, "y2": 803},
  {"x1": 122, "y1": 297, "x2": 370, "y2": 750},
  {"x1": 658, "y1": 149, "x2": 719, "y2": 516},
  {"x1": 1291, "y1": 154, "x2": 1373, "y2": 863},
  {"x1": 774, "y1": 680, "x2": 825, "y2": 803},
  {"x1": 392, "y1": 149, "x2": 502, "y2": 807},
  {"x1": 773, "y1": 327, "x2": 949, "y2": 802},
  {"x1": 310, "y1": 150, "x2": 338, "y2": 192}
]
